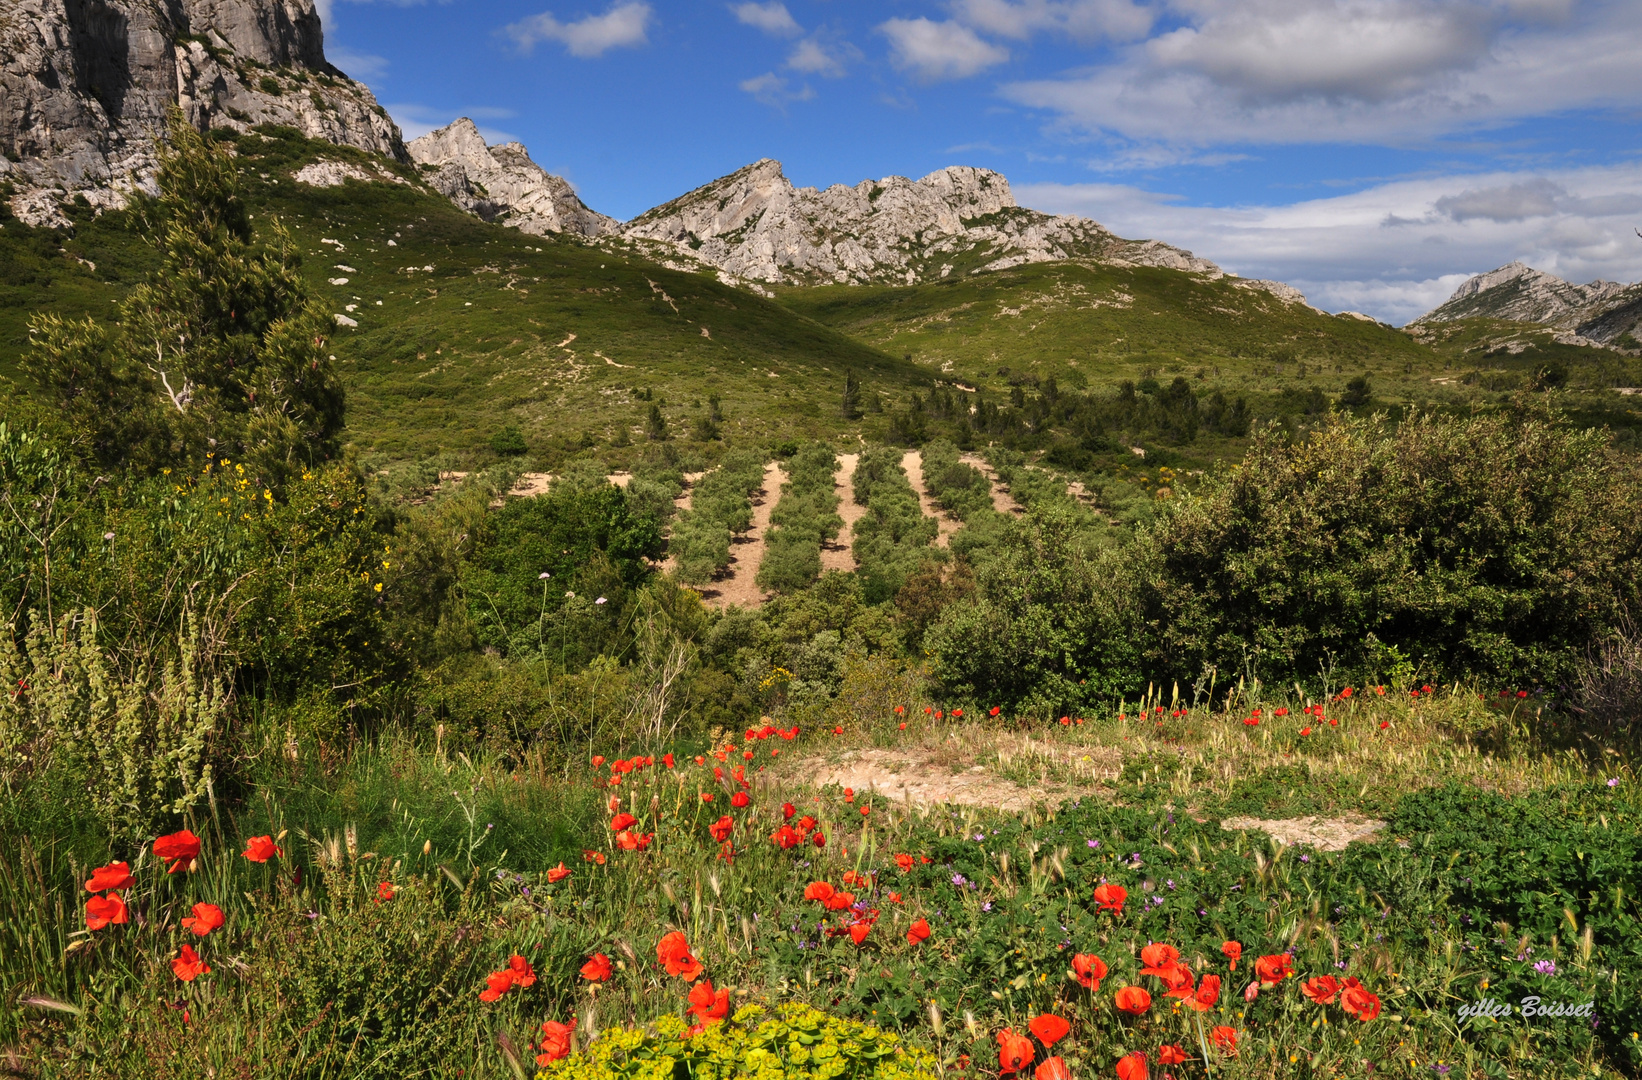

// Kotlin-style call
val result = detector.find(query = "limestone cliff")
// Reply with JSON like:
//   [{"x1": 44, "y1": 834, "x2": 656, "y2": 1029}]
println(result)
[
  {"x1": 406, "y1": 118, "x2": 615, "y2": 239},
  {"x1": 618, "y1": 159, "x2": 1226, "y2": 287},
  {"x1": 1413, "y1": 262, "x2": 1642, "y2": 349},
  {"x1": 0, "y1": 0, "x2": 403, "y2": 225}
]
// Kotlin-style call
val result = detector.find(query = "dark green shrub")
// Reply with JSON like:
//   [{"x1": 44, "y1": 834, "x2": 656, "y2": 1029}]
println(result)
[
  {"x1": 757, "y1": 444, "x2": 840, "y2": 594},
  {"x1": 491, "y1": 426, "x2": 528, "y2": 455},
  {"x1": 1133, "y1": 406, "x2": 1641, "y2": 689},
  {"x1": 849, "y1": 445, "x2": 938, "y2": 603},
  {"x1": 925, "y1": 505, "x2": 1140, "y2": 715}
]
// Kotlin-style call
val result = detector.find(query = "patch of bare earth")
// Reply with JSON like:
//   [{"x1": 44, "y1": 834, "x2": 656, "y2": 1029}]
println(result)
[
  {"x1": 697, "y1": 461, "x2": 784, "y2": 610},
  {"x1": 787, "y1": 740, "x2": 1123, "y2": 813},
  {"x1": 1219, "y1": 814, "x2": 1386, "y2": 851},
  {"x1": 819, "y1": 453, "x2": 863, "y2": 574},
  {"x1": 959, "y1": 454, "x2": 1023, "y2": 515},
  {"x1": 902, "y1": 450, "x2": 961, "y2": 548}
]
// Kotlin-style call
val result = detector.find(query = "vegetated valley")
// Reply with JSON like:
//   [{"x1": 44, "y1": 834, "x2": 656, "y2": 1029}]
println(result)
[{"x1": 2, "y1": 122, "x2": 1640, "y2": 1080}]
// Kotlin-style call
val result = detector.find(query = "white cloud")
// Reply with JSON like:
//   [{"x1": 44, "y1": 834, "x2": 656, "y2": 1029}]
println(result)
[
  {"x1": 732, "y1": 2, "x2": 802, "y2": 37},
  {"x1": 880, "y1": 18, "x2": 1010, "y2": 82},
  {"x1": 950, "y1": 0, "x2": 1153, "y2": 43},
  {"x1": 1015, "y1": 162, "x2": 1642, "y2": 325},
  {"x1": 787, "y1": 37, "x2": 853, "y2": 77},
  {"x1": 504, "y1": 2, "x2": 653, "y2": 57},
  {"x1": 739, "y1": 72, "x2": 816, "y2": 109},
  {"x1": 1001, "y1": 0, "x2": 1642, "y2": 147}
]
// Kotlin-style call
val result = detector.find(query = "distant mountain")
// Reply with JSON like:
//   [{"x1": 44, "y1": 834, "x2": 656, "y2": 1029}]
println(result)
[
  {"x1": 1414, "y1": 262, "x2": 1642, "y2": 349},
  {"x1": 0, "y1": 0, "x2": 403, "y2": 227},
  {"x1": 619, "y1": 158, "x2": 1226, "y2": 288},
  {"x1": 406, "y1": 119, "x2": 616, "y2": 239}
]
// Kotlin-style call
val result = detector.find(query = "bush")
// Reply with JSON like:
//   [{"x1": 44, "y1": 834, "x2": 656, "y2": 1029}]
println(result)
[
  {"x1": 1133, "y1": 406, "x2": 1642, "y2": 689},
  {"x1": 670, "y1": 451, "x2": 767, "y2": 584},
  {"x1": 534, "y1": 1003, "x2": 939, "y2": 1080},
  {"x1": 463, "y1": 484, "x2": 662, "y2": 659},
  {"x1": 492, "y1": 426, "x2": 529, "y2": 455},
  {"x1": 849, "y1": 446, "x2": 938, "y2": 604},
  {"x1": 917, "y1": 440, "x2": 991, "y2": 521},
  {"x1": 924, "y1": 505, "x2": 1140, "y2": 716},
  {"x1": 757, "y1": 444, "x2": 841, "y2": 594}
]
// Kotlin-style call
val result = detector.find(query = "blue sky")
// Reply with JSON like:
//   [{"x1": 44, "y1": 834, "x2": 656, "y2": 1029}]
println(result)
[{"x1": 319, "y1": 0, "x2": 1642, "y2": 323}]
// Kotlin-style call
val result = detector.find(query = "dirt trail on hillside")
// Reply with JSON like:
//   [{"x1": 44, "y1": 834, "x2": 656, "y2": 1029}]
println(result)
[
  {"x1": 819, "y1": 453, "x2": 864, "y2": 574},
  {"x1": 960, "y1": 454, "x2": 1023, "y2": 515},
  {"x1": 697, "y1": 461, "x2": 784, "y2": 609},
  {"x1": 902, "y1": 450, "x2": 961, "y2": 548}
]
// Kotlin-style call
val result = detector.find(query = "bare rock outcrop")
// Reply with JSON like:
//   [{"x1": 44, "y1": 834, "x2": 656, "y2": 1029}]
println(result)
[
  {"x1": 1, "y1": 0, "x2": 404, "y2": 225},
  {"x1": 405, "y1": 118, "x2": 615, "y2": 239},
  {"x1": 1414, "y1": 261, "x2": 1642, "y2": 350},
  {"x1": 618, "y1": 158, "x2": 1225, "y2": 286}
]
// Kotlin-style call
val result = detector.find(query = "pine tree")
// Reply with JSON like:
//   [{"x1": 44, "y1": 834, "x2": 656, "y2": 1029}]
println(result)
[
  {"x1": 646, "y1": 402, "x2": 669, "y2": 441},
  {"x1": 841, "y1": 369, "x2": 862, "y2": 420},
  {"x1": 23, "y1": 109, "x2": 344, "y2": 481}
]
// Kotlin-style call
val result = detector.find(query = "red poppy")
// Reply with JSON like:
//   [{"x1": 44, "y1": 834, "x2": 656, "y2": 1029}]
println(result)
[
  {"x1": 610, "y1": 813, "x2": 638, "y2": 831},
  {"x1": 1138, "y1": 943, "x2": 1180, "y2": 975},
  {"x1": 85, "y1": 892, "x2": 129, "y2": 930},
  {"x1": 989, "y1": 706, "x2": 1001, "y2": 717},
  {"x1": 181, "y1": 902, "x2": 225, "y2": 937},
  {"x1": 1158, "y1": 964, "x2": 1196, "y2": 999},
  {"x1": 895, "y1": 705, "x2": 905, "y2": 715},
  {"x1": 1034, "y1": 1056, "x2": 1072, "y2": 1080},
  {"x1": 1221, "y1": 941, "x2": 1241, "y2": 970},
  {"x1": 1299, "y1": 726, "x2": 1312, "y2": 737},
  {"x1": 1341, "y1": 985, "x2": 1382, "y2": 1021},
  {"x1": 708, "y1": 816, "x2": 734, "y2": 843},
  {"x1": 1114, "y1": 986, "x2": 1151, "y2": 1015},
  {"x1": 1072, "y1": 953, "x2": 1108, "y2": 991},
  {"x1": 656, "y1": 931, "x2": 704, "y2": 981},
  {"x1": 887, "y1": 891, "x2": 902, "y2": 903},
  {"x1": 592, "y1": 755, "x2": 606, "y2": 768},
  {"x1": 1028, "y1": 1014, "x2": 1070, "y2": 1047},
  {"x1": 783, "y1": 802, "x2": 797, "y2": 820},
  {"x1": 1092, "y1": 882, "x2": 1127, "y2": 913},
  {"x1": 812, "y1": 831, "x2": 826, "y2": 847},
  {"x1": 688, "y1": 979, "x2": 731, "y2": 1022},
  {"x1": 580, "y1": 953, "x2": 612, "y2": 981},
  {"x1": 824, "y1": 891, "x2": 856, "y2": 911},
  {"x1": 1255, "y1": 954, "x2": 1294, "y2": 986},
  {"x1": 1158, "y1": 1044, "x2": 1188, "y2": 1065},
  {"x1": 85, "y1": 861, "x2": 135, "y2": 892},
  {"x1": 241, "y1": 835, "x2": 282, "y2": 863},
  {"x1": 582, "y1": 849, "x2": 606, "y2": 865},
  {"x1": 700, "y1": 792, "x2": 714, "y2": 803},
  {"x1": 537, "y1": 1018, "x2": 576, "y2": 1064},
  {"x1": 804, "y1": 881, "x2": 835, "y2": 902},
  {"x1": 848, "y1": 922, "x2": 871, "y2": 945},
  {"x1": 1379, "y1": 720, "x2": 1390, "y2": 730},
  {"x1": 615, "y1": 830, "x2": 653, "y2": 851},
  {"x1": 1301, "y1": 975, "x2": 1340, "y2": 1005},
  {"x1": 172, "y1": 944, "x2": 210, "y2": 982},
  {"x1": 479, "y1": 954, "x2": 537, "y2": 1001},
  {"x1": 1187, "y1": 974, "x2": 1221, "y2": 1012},
  {"x1": 730, "y1": 791, "x2": 750, "y2": 808},
  {"x1": 377, "y1": 881, "x2": 395, "y2": 903},
  {"x1": 906, "y1": 918, "x2": 931, "y2": 944},
  {"x1": 895, "y1": 853, "x2": 914, "y2": 872},
  {"x1": 153, "y1": 830, "x2": 202, "y2": 874},
  {"x1": 1210, "y1": 1026, "x2": 1238, "y2": 1055},
  {"x1": 547, "y1": 862, "x2": 571, "y2": 883},
  {"x1": 996, "y1": 1029, "x2": 1035, "y2": 1075},
  {"x1": 1115, "y1": 1051, "x2": 1148, "y2": 1080}
]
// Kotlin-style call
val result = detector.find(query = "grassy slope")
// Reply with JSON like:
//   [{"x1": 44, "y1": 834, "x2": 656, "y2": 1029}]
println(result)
[
  {"x1": 0, "y1": 128, "x2": 922, "y2": 467},
  {"x1": 779, "y1": 262, "x2": 1642, "y2": 446}
]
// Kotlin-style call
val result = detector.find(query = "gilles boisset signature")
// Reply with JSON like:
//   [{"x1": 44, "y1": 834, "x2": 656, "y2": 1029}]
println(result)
[{"x1": 1457, "y1": 997, "x2": 1595, "y2": 1022}]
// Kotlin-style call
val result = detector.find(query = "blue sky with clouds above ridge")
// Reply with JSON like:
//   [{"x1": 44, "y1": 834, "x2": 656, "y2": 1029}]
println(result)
[{"x1": 318, "y1": 0, "x2": 1642, "y2": 324}]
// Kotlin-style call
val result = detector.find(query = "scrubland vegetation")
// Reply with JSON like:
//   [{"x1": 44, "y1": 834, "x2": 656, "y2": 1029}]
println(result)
[{"x1": 2, "y1": 117, "x2": 1640, "y2": 1079}]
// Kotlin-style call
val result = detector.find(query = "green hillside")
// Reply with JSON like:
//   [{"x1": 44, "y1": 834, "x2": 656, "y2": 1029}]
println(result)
[{"x1": 1, "y1": 127, "x2": 921, "y2": 468}]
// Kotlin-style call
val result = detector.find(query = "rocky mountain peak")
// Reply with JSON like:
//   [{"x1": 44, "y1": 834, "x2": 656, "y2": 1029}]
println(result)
[
  {"x1": 405, "y1": 118, "x2": 616, "y2": 239},
  {"x1": 621, "y1": 158, "x2": 1222, "y2": 287},
  {"x1": 1414, "y1": 262, "x2": 1642, "y2": 351},
  {"x1": 1, "y1": 0, "x2": 404, "y2": 225}
]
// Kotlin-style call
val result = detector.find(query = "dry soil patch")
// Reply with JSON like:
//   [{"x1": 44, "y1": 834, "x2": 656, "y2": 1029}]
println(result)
[
  {"x1": 1219, "y1": 814, "x2": 1387, "y2": 852},
  {"x1": 960, "y1": 454, "x2": 1023, "y2": 515},
  {"x1": 902, "y1": 450, "x2": 961, "y2": 548},
  {"x1": 819, "y1": 453, "x2": 864, "y2": 574},
  {"x1": 696, "y1": 461, "x2": 784, "y2": 610}
]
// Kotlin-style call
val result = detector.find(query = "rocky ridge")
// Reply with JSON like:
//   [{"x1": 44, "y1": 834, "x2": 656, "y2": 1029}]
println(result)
[
  {"x1": 1414, "y1": 261, "x2": 1642, "y2": 350},
  {"x1": 618, "y1": 158, "x2": 1230, "y2": 288},
  {"x1": 406, "y1": 118, "x2": 615, "y2": 239},
  {"x1": 1, "y1": 0, "x2": 403, "y2": 226}
]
